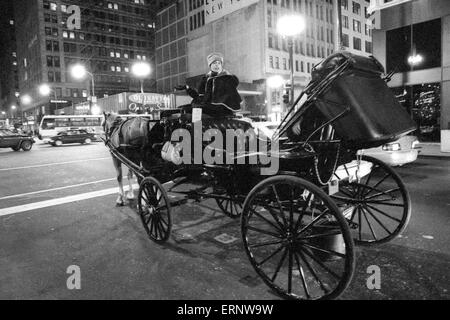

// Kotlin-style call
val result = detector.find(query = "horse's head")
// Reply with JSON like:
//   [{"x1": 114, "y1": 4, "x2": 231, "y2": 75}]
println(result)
[{"x1": 102, "y1": 112, "x2": 122, "y2": 139}]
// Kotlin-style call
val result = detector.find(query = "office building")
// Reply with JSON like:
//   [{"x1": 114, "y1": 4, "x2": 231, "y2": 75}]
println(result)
[{"x1": 13, "y1": 0, "x2": 157, "y2": 120}]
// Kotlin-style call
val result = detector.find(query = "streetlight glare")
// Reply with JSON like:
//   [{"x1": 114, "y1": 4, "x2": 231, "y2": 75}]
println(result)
[
  {"x1": 71, "y1": 64, "x2": 88, "y2": 80},
  {"x1": 267, "y1": 75, "x2": 284, "y2": 89},
  {"x1": 277, "y1": 15, "x2": 306, "y2": 37},
  {"x1": 11, "y1": 105, "x2": 17, "y2": 110},
  {"x1": 39, "y1": 84, "x2": 51, "y2": 96},
  {"x1": 21, "y1": 95, "x2": 32, "y2": 105},
  {"x1": 132, "y1": 62, "x2": 151, "y2": 78}
]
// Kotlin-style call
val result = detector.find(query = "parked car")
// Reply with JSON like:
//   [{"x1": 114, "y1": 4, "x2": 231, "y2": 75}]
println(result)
[
  {"x1": 252, "y1": 121, "x2": 280, "y2": 140},
  {"x1": 48, "y1": 129, "x2": 96, "y2": 146},
  {"x1": 359, "y1": 135, "x2": 420, "y2": 166},
  {"x1": 0, "y1": 129, "x2": 34, "y2": 151}
]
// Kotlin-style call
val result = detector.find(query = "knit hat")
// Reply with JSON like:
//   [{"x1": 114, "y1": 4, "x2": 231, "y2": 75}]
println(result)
[{"x1": 207, "y1": 52, "x2": 224, "y2": 66}]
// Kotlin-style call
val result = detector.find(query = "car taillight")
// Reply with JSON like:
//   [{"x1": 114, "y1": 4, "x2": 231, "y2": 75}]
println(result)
[{"x1": 382, "y1": 143, "x2": 401, "y2": 151}]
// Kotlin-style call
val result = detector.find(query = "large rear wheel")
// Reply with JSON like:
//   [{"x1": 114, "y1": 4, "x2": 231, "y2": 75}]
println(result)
[
  {"x1": 331, "y1": 155, "x2": 411, "y2": 245},
  {"x1": 242, "y1": 176, "x2": 355, "y2": 300}
]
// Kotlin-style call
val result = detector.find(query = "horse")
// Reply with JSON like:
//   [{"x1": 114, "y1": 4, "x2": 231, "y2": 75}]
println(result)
[{"x1": 102, "y1": 113, "x2": 153, "y2": 206}]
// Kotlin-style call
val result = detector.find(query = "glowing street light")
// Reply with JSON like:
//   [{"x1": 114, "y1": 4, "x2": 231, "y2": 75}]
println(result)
[
  {"x1": 39, "y1": 84, "x2": 52, "y2": 97},
  {"x1": 132, "y1": 61, "x2": 151, "y2": 93},
  {"x1": 71, "y1": 64, "x2": 96, "y2": 114},
  {"x1": 71, "y1": 64, "x2": 89, "y2": 80},
  {"x1": 267, "y1": 75, "x2": 285, "y2": 89},
  {"x1": 277, "y1": 14, "x2": 306, "y2": 106},
  {"x1": 21, "y1": 95, "x2": 32, "y2": 106}
]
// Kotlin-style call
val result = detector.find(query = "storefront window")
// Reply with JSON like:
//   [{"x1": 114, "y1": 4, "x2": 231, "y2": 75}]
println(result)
[{"x1": 391, "y1": 82, "x2": 441, "y2": 142}]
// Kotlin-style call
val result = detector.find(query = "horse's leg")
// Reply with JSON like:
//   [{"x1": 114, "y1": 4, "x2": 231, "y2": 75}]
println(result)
[
  {"x1": 126, "y1": 169, "x2": 135, "y2": 200},
  {"x1": 113, "y1": 157, "x2": 125, "y2": 206}
]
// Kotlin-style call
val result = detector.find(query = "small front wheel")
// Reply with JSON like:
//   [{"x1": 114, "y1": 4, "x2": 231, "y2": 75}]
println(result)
[
  {"x1": 138, "y1": 177, "x2": 172, "y2": 243},
  {"x1": 84, "y1": 138, "x2": 92, "y2": 144},
  {"x1": 54, "y1": 140, "x2": 63, "y2": 146}
]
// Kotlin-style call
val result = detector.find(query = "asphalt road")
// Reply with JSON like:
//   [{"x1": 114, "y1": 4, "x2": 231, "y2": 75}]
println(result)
[{"x1": 0, "y1": 142, "x2": 449, "y2": 300}]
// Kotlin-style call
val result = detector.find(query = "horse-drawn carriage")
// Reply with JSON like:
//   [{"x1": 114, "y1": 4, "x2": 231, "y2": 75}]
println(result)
[{"x1": 102, "y1": 52, "x2": 416, "y2": 300}]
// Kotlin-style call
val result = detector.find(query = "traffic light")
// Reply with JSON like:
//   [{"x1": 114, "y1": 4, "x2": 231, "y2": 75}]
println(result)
[{"x1": 282, "y1": 90, "x2": 290, "y2": 104}]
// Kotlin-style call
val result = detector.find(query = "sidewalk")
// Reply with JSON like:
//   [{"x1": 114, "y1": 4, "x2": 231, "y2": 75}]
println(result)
[{"x1": 418, "y1": 143, "x2": 450, "y2": 158}]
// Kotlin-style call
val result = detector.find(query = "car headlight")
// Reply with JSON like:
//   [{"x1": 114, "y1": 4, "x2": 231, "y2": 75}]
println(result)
[{"x1": 382, "y1": 143, "x2": 401, "y2": 151}]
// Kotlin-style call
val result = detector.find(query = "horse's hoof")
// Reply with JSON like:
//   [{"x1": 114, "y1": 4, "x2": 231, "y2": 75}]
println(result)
[
  {"x1": 116, "y1": 201, "x2": 124, "y2": 207},
  {"x1": 126, "y1": 192, "x2": 135, "y2": 200}
]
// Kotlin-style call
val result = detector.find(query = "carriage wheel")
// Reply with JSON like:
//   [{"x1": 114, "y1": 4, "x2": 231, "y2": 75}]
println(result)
[
  {"x1": 242, "y1": 176, "x2": 355, "y2": 300},
  {"x1": 138, "y1": 177, "x2": 172, "y2": 243},
  {"x1": 215, "y1": 194, "x2": 243, "y2": 219},
  {"x1": 331, "y1": 155, "x2": 411, "y2": 245}
]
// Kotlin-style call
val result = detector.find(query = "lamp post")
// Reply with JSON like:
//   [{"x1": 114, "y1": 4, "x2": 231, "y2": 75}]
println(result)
[
  {"x1": 71, "y1": 64, "x2": 95, "y2": 114},
  {"x1": 39, "y1": 83, "x2": 60, "y2": 113},
  {"x1": 131, "y1": 61, "x2": 151, "y2": 94},
  {"x1": 277, "y1": 15, "x2": 306, "y2": 106},
  {"x1": 11, "y1": 105, "x2": 17, "y2": 119}
]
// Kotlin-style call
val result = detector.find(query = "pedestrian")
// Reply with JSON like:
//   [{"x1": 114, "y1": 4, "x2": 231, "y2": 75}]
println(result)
[{"x1": 178, "y1": 52, "x2": 242, "y2": 118}]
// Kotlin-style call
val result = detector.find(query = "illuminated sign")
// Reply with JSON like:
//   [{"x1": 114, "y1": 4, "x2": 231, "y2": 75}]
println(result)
[{"x1": 205, "y1": 0, "x2": 259, "y2": 24}]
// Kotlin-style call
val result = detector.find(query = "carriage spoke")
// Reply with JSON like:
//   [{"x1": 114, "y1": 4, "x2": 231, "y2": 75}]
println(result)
[
  {"x1": 272, "y1": 185, "x2": 288, "y2": 226},
  {"x1": 362, "y1": 207, "x2": 378, "y2": 241},
  {"x1": 365, "y1": 203, "x2": 402, "y2": 223},
  {"x1": 298, "y1": 230, "x2": 343, "y2": 240},
  {"x1": 250, "y1": 208, "x2": 284, "y2": 234},
  {"x1": 257, "y1": 244, "x2": 286, "y2": 267},
  {"x1": 249, "y1": 239, "x2": 286, "y2": 249},
  {"x1": 288, "y1": 247, "x2": 294, "y2": 294},
  {"x1": 247, "y1": 226, "x2": 284, "y2": 239},
  {"x1": 293, "y1": 193, "x2": 312, "y2": 232},
  {"x1": 364, "y1": 188, "x2": 400, "y2": 201},
  {"x1": 296, "y1": 211, "x2": 328, "y2": 236},
  {"x1": 296, "y1": 250, "x2": 329, "y2": 294},
  {"x1": 364, "y1": 206, "x2": 393, "y2": 234},
  {"x1": 264, "y1": 205, "x2": 286, "y2": 231},
  {"x1": 301, "y1": 243, "x2": 346, "y2": 259},
  {"x1": 271, "y1": 247, "x2": 289, "y2": 282},
  {"x1": 293, "y1": 251, "x2": 311, "y2": 299},
  {"x1": 363, "y1": 173, "x2": 390, "y2": 197},
  {"x1": 364, "y1": 200, "x2": 404, "y2": 207},
  {"x1": 300, "y1": 247, "x2": 341, "y2": 280},
  {"x1": 358, "y1": 207, "x2": 362, "y2": 241}
]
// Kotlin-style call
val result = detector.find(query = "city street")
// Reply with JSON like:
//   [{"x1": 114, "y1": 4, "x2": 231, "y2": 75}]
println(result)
[{"x1": 0, "y1": 142, "x2": 449, "y2": 300}]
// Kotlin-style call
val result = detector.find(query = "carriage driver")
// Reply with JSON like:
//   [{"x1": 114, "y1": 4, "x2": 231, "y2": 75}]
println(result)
[{"x1": 178, "y1": 52, "x2": 242, "y2": 118}]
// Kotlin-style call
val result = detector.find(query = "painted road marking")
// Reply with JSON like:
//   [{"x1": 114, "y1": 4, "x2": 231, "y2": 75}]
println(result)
[
  {"x1": 0, "y1": 184, "x2": 139, "y2": 218},
  {"x1": 0, "y1": 178, "x2": 117, "y2": 201},
  {"x1": 0, "y1": 157, "x2": 111, "y2": 172}
]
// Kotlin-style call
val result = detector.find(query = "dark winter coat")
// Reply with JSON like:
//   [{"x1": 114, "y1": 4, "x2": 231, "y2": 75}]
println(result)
[{"x1": 187, "y1": 70, "x2": 242, "y2": 111}]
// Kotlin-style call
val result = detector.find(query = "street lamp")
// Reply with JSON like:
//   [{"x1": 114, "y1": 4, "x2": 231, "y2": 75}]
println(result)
[
  {"x1": 131, "y1": 61, "x2": 151, "y2": 94},
  {"x1": 71, "y1": 64, "x2": 96, "y2": 114},
  {"x1": 39, "y1": 83, "x2": 60, "y2": 112},
  {"x1": 21, "y1": 95, "x2": 32, "y2": 106},
  {"x1": 11, "y1": 105, "x2": 17, "y2": 119},
  {"x1": 277, "y1": 14, "x2": 306, "y2": 106}
]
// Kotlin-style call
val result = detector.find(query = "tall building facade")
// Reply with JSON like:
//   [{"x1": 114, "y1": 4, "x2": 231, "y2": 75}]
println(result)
[
  {"x1": 0, "y1": 0, "x2": 20, "y2": 119},
  {"x1": 14, "y1": 0, "x2": 157, "y2": 120},
  {"x1": 372, "y1": 0, "x2": 449, "y2": 149},
  {"x1": 156, "y1": 0, "x2": 374, "y2": 120},
  {"x1": 339, "y1": 0, "x2": 379, "y2": 55}
]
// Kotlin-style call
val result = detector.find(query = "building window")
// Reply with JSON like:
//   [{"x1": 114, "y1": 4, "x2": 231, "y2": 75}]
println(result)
[
  {"x1": 342, "y1": 15, "x2": 348, "y2": 29},
  {"x1": 341, "y1": 0, "x2": 348, "y2": 10},
  {"x1": 269, "y1": 56, "x2": 274, "y2": 68},
  {"x1": 275, "y1": 57, "x2": 279, "y2": 69},
  {"x1": 352, "y1": 2, "x2": 360, "y2": 15},
  {"x1": 353, "y1": 37, "x2": 361, "y2": 50},
  {"x1": 365, "y1": 41, "x2": 372, "y2": 53},
  {"x1": 342, "y1": 33, "x2": 349, "y2": 47},
  {"x1": 353, "y1": 19, "x2": 361, "y2": 33},
  {"x1": 50, "y1": 2, "x2": 57, "y2": 11}
]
